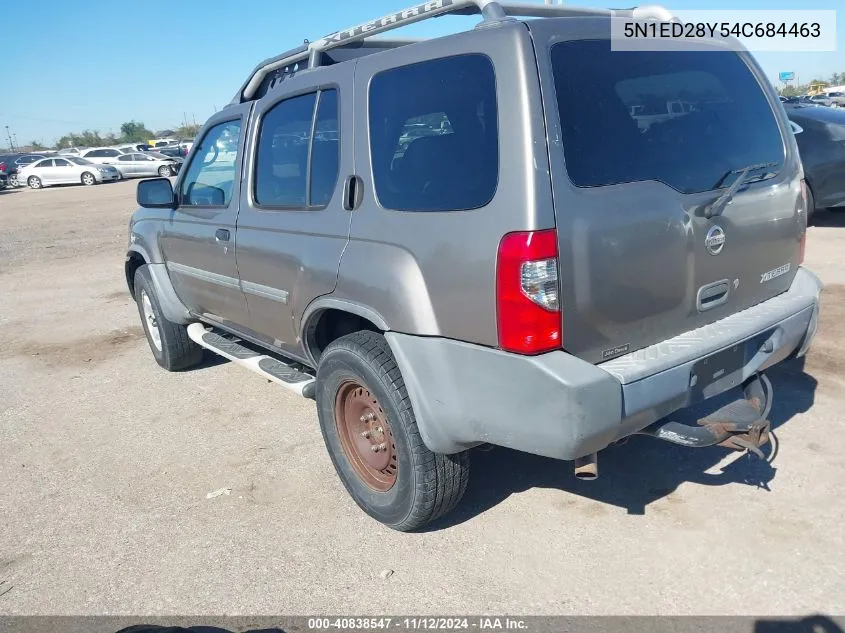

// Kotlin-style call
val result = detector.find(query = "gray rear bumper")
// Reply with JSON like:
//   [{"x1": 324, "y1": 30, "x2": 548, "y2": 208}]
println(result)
[{"x1": 387, "y1": 267, "x2": 823, "y2": 461}]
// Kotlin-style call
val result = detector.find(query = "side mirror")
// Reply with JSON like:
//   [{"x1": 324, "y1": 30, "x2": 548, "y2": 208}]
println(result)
[
  {"x1": 137, "y1": 177, "x2": 176, "y2": 208},
  {"x1": 789, "y1": 121, "x2": 803, "y2": 135}
]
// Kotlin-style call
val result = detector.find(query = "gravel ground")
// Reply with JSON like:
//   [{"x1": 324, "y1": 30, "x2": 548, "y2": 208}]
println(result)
[{"x1": 0, "y1": 180, "x2": 843, "y2": 616}]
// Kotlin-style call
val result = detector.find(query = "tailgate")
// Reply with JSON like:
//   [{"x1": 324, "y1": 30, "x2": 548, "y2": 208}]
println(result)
[{"x1": 531, "y1": 20, "x2": 805, "y2": 364}]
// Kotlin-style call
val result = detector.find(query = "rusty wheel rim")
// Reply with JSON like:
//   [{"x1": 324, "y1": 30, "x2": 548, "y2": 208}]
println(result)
[{"x1": 334, "y1": 380, "x2": 398, "y2": 492}]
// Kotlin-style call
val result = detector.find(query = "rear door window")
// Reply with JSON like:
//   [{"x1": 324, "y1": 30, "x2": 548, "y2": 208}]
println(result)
[
  {"x1": 549, "y1": 40, "x2": 784, "y2": 194},
  {"x1": 253, "y1": 88, "x2": 340, "y2": 209},
  {"x1": 368, "y1": 54, "x2": 498, "y2": 212}
]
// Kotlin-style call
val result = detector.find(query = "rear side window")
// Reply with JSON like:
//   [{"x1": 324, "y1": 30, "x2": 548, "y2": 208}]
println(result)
[
  {"x1": 369, "y1": 54, "x2": 498, "y2": 212},
  {"x1": 550, "y1": 40, "x2": 784, "y2": 194},
  {"x1": 254, "y1": 88, "x2": 340, "y2": 208}
]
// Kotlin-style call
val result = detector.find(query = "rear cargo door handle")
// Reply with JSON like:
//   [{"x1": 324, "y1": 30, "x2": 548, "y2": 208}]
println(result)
[
  {"x1": 215, "y1": 228, "x2": 230, "y2": 242},
  {"x1": 697, "y1": 279, "x2": 730, "y2": 312}
]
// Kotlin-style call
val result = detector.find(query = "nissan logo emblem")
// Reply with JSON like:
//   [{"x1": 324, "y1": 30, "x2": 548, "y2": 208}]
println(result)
[{"x1": 705, "y1": 225, "x2": 726, "y2": 255}]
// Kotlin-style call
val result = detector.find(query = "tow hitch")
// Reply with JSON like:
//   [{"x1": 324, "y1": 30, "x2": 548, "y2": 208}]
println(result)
[{"x1": 636, "y1": 374, "x2": 773, "y2": 459}]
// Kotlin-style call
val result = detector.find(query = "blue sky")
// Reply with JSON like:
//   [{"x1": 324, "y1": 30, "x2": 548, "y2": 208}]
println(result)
[{"x1": 0, "y1": 0, "x2": 842, "y2": 146}]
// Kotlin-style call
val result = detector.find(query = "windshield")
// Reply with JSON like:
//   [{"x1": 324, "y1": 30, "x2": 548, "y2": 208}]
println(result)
[
  {"x1": 67, "y1": 157, "x2": 93, "y2": 165},
  {"x1": 550, "y1": 40, "x2": 784, "y2": 194}
]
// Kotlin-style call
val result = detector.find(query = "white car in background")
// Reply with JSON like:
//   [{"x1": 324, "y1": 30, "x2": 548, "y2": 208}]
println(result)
[
  {"x1": 826, "y1": 91, "x2": 845, "y2": 107},
  {"x1": 111, "y1": 152, "x2": 181, "y2": 179},
  {"x1": 18, "y1": 156, "x2": 120, "y2": 189}
]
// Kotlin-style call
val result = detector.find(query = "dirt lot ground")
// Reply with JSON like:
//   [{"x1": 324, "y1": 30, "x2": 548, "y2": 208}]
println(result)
[{"x1": 1, "y1": 180, "x2": 843, "y2": 616}]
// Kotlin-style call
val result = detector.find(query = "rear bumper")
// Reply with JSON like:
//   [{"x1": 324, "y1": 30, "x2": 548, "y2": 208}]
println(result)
[{"x1": 387, "y1": 267, "x2": 823, "y2": 460}]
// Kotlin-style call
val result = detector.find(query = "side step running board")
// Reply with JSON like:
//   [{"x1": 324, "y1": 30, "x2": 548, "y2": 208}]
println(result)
[{"x1": 187, "y1": 323, "x2": 316, "y2": 399}]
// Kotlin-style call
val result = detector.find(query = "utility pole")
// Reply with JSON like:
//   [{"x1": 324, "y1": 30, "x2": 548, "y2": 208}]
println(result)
[{"x1": 5, "y1": 125, "x2": 14, "y2": 151}]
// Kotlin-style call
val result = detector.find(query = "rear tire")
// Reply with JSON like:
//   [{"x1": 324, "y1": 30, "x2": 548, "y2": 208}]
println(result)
[
  {"x1": 315, "y1": 330, "x2": 469, "y2": 531},
  {"x1": 133, "y1": 265, "x2": 203, "y2": 371},
  {"x1": 81, "y1": 171, "x2": 96, "y2": 186},
  {"x1": 27, "y1": 176, "x2": 42, "y2": 189}
]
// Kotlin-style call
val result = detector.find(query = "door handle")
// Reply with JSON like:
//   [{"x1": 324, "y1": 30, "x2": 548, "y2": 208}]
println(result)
[
  {"x1": 343, "y1": 175, "x2": 364, "y2": 211},
  {"x1": 215, "y1": 228, "x2": 230, "y2": 242}
]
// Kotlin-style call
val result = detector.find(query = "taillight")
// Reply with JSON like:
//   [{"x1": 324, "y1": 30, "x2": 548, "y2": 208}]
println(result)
[
  {"x1": 0, "y1": 162, "x2": 5, "y2": 172},
  {"x1": 496, "y1": 229, "x2": 562, "y2": 354}
]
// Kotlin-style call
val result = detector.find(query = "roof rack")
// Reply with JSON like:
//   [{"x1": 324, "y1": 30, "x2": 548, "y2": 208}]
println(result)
[{"x1": 234, "y1": 0, "x2": 673, "y2": 103}]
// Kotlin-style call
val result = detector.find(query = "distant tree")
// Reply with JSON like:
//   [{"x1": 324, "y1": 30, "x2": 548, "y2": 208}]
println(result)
[
  {"x1": 120, "y1": 121, "x2": 153, "y2": 143},
  {"x1": 56, "y1": 130, "x2": 107, "y2": 148},
  {"x1": 831, "y1": 72, "x2": 844, "y2": 86},
  {"x1": 781, "y1": 84, "x2": 801, "y2": 96},
  {"x1": 175, "y1": 123, "x2": 201, "y2": 139},
  {"x1": 30, "y1": 140, "x2": 46, "y2": 150}
]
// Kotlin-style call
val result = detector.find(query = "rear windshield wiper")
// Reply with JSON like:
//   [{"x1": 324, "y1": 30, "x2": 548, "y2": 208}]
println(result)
[{"x1": 704, "y1": 161, "x2": 779, "y2": 218}]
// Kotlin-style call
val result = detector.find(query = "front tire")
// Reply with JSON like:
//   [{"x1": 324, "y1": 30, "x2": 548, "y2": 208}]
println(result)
[
  {"x1": 316, "y1": 330, "x2": 469, "y2": 531},
  {"x1": 158, "y1": 165, "x2": 172, "y2": 177},
  {"x1": 133, "y1": 265, "x2": 203, "y2": 371},
  {"x1": 81, "y1": 171, "x2": 96, "y2": 186},
  {"x1": 28, "y1": 176, "x2": 42, "y2": 189}
]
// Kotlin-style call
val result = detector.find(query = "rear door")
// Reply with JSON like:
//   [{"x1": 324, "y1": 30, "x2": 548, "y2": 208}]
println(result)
[
  {"x1": 234, "y1": 65, "x2": 351, "y2": 355},
  {"x1": 531, "y1": 19, "x2": 805, "y2": 364},
  {"x1": 32, "y1": 159, "x2": 55, "y2": 184},
  {"x1": 51, "y1": 158, "x2": 75, "y2": 183}
]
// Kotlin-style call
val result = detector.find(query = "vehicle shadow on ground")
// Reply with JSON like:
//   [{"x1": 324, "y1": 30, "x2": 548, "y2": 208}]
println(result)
[
  {"x1": 755, "y1": 615, "x2": 845, "y2": 633},
  {"x1": 424, "y1": 357, "x2": 817, "y2": 531},
  {"x1": 812, "y1": 209, "x2": 845, "y2": 227},
  {"x1": 195, "y1": 350, "x2": 229, "y2": 370}
]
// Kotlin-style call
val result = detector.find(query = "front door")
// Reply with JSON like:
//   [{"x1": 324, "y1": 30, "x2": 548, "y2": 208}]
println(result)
[
  {"x1": 50, "y1": 158, "x2": 76, "y2": 183},
  {"x1": 234, "y1": 65, "x2": 352, "y2": 355},
  {"x1": 159, "y1": 103, "x2": 253, "y2": 329}
]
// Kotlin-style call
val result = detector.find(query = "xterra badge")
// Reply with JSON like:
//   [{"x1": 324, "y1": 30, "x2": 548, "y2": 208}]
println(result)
[{"x1": 761, "y1": 263, "x2": 791, "y2": 283}]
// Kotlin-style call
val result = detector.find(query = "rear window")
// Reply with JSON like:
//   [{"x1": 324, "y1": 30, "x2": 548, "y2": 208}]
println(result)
[
  {"x1": 368, "y1": 54, "x2": 498, "y2": 212},
  {"x1": 550, "y1": 40, "x2": 784, "y2": 194}
]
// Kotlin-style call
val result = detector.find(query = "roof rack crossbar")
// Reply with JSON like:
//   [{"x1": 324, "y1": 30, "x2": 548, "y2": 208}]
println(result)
[{"x1": 236, "y1": 0, "x2": 672, "y2": 102}]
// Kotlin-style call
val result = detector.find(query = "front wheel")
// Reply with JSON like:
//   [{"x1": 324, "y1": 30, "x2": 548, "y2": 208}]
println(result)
[
  {"x1": 28, "y1": 176, "x2": 42, "y2": 189},
  {"x1": 133, "y1": 265, "x2": 203, "y2": 371},
  {"x1": 158, "y1": 165, "x2": 172, "y2": 177},
  {"x1": 316, "y1": 330, "x2": 469, "y2": 531},
  {"x1": 81, "y1": 171, "x2": 96, "y2": 186}
]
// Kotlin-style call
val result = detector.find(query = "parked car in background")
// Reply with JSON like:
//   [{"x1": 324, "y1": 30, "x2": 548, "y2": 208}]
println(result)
[
  {"x1": 57, "y1": 147, "x2": 85, "y2": 156},
  {"x1": 826, "y1": 91, "x2": 845, "y2": 107},
  {"x1": 0, "y1": 153, "x2": 46, "y2": 187},
  {"x1": 80, "y1": 147, "x2": 125, "y2": 164},
  {"x1": 786, "y1": 104, "x2": 845, "y2": 221},
  {"x1": 18, "y1": 156, "x2": 120, "y2": 189},
  {"x1": 112, "y1": 152, "x2": 181, "y2": 178},
  {"x1": 153, "y1": 146, "x2": 188, "y2": 160},
  {"x1": 810, "y1": 94, "x2": 833, "y2": 107}
]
